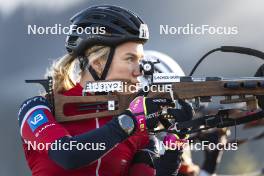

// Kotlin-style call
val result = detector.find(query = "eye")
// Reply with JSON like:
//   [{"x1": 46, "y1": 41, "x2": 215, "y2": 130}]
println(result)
[{"x1": 126, "y1": 57, "x2": 134, "y2": 61}]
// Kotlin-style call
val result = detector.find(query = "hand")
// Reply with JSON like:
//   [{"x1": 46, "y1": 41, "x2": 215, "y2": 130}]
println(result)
[
  {"x1": 162, "y1": 99, "x2": 194, "y2": 139},
  {"x1": 160, "y1": 100, "x2": 194, "y2": 152},
  {"x1": 167, "y1": 99, "x2": 194, "y2": 122},
  {"x1": 126, "y1": 96, "x2": 174, "y2": 132}
]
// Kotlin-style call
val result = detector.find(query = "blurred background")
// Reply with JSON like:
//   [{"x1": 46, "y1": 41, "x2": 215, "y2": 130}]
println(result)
[{"x1": 0, "y1": 0, "x2": 263, "y2": 175}]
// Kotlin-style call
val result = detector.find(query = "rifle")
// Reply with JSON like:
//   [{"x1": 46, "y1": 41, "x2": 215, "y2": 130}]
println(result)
[{"x1": 25, "y1": 46, "x2": 264, "y2": 135}]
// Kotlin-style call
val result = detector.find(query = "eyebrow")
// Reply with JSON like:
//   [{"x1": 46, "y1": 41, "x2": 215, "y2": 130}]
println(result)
[{"x1": 125, "y1": 53, "x2": 143, "y2": 59}]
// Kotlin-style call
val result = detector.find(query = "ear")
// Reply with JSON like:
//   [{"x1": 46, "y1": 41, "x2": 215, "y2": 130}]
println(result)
[{"x1": 90, "y1": 59, "x2": 104, "y2": 75}]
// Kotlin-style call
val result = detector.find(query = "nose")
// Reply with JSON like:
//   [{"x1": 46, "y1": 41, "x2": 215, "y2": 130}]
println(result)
[{"x1": 132, "y1": 63, "x2": 142, "y2": 77}]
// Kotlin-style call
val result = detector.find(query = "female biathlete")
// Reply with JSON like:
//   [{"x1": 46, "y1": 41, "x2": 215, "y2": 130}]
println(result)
[{"x1": 18, "y1": 5, "x2": 192, "y2": 176}]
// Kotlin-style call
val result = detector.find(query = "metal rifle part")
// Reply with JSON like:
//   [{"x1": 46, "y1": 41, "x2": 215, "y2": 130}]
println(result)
[{"x1": 25, "y1": 76, "x2": 55, "y2": 114}]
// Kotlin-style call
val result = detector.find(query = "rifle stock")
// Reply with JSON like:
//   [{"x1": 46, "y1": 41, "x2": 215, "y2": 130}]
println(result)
[
  {"x1": 54, "y1": 93, "x2": 137, "y2": 122},
  {"x1": 51, "y1": 77, "x2": 264, "y2": 122}
]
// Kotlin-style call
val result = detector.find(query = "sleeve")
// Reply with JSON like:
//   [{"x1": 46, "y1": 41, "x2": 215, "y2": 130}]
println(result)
[
  {"x1": 128, "y1": 135, "x2": 158, "y2": 176},
  {"x1": 18, "y1": 96, "x2": 130, "y2": 170},
  {"x1": 18, "y1": 96, "x2": 70, "y2": 152},
  {"x1": 129, "y1": 163, "x2": 155, "y2": 176}
]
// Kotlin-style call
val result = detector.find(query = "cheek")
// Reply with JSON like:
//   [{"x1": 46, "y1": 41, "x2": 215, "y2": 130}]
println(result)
[{"x1": 109, "y1": 62, "x2": 133, "y2": 78}]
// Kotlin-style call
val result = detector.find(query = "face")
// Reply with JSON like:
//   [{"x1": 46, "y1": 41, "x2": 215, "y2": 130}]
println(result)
[{"x1": 106, "y1": 42, "x2": 144, "y2": 83}]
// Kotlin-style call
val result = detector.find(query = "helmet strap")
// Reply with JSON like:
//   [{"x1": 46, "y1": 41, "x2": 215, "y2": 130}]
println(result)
[
  {"x1": 88, "y1": 65, "x2": 100, "y2": 81},
  {"x1": 88, "y1": 46, "x2": 116, "y2": 81},
  {"x1": 100, "y1": 47, "x2": 115, "y2": 80}
]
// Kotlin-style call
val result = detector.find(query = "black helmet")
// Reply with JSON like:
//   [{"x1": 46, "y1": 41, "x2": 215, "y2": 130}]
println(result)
[{"x1": 66, "y1": 5, "x2": 149, "y2": 80}]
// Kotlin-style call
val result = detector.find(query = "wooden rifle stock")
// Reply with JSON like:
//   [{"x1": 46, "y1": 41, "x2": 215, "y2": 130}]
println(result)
[{"x1": 52, "y1": 77, "x2": 264, "y2": 122}]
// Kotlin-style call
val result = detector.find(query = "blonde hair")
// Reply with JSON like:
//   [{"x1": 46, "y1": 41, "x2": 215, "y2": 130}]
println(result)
[{"x1": 46, "y1": 45, "x2": 110, "y2": 93}]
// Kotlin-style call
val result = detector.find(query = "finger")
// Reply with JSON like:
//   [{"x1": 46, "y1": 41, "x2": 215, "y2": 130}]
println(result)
[
  {"x1": 177, "y1": 99, "x2": 193, "y2": 117},
  {"x1": 167, "y1": 108, "x2": 188, "y2": 122}
]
